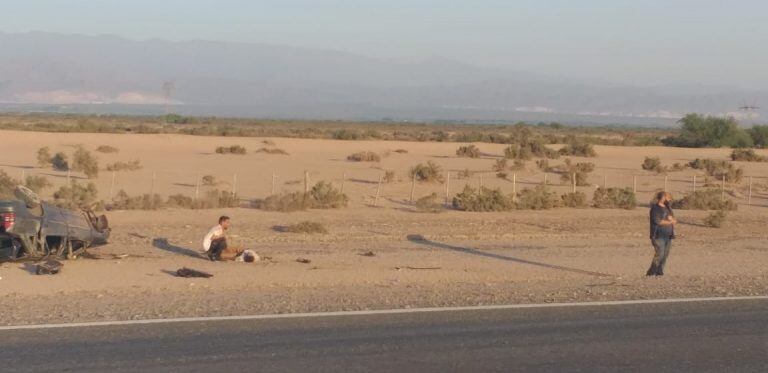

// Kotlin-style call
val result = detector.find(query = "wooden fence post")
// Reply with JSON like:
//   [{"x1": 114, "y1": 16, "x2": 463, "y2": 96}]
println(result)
[
  {"x1": 232, "y1": 173, "x2": 238, "y2": 197},
  {"x1": 66, "y1": 169, "x2": 71, "y2": 184},
  {"x1": 664, "y1": 175, "x2": 668, "y2": 192},
  {"x1": 633, "y1": 175, "x2": 637, "y2": 194},
  {"x1": 304, "y1": 171, "x2": 310, "y2": 194},
  {"x1": 341, "y1": 172, "x2": 346, "y2": 194},
  {"x1": 748, "y1": 176, "x2": 753, "y2": 206},
  {"x1": 195, "y1": 174, "x2": 200, "y2": 200},
  {"x1": 151, "y1": 172, "x2": 156, "y2": 195},
  {"x1": 271, "y1": 172, "x2": 277, "y2": 195},
  {"x1": 479, "y1": 174, "x2": 484, "y2": 189},
  {"x1": 410, "y1": 174, "x2": 416, "y2": 203},
  {"x1": 512, "y1": 173, "x2": 517, "y2": 199},
  {"x1": 543, "y1": 173, "x2": 548, "y2": 186},
  {"x1": 572, "y1": 173, "x2": 576, "y2": 193},
  {"x1": 721, "y1": 175, "x2": 725, "y2": 201},
  {"x1": 445, "y1": 172, "x2": 451, "y2": 206},
  {"x1": 109, "y1": 171, "x2": 116, "y2": 200},
  {"x1": 693, "y1": 175, "x2": 696, "y2": 193},
  {"x1": 603, "y1": 175, "x2": 607, "y2": 189},
  {"x1": 374, "y1": 174, "x2": 383, "y2": 207}
]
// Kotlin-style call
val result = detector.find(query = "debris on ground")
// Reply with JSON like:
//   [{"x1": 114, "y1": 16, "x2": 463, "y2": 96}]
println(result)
[
  {"x1": 361, "y1": 251, "x2": 376, "y2": 257},
  {"x1": 394, "y1": 266, "x2": 442, "y2": 270},
  {"x1": 296, "y1": 258, "x2": 312, "y2": 264},
  {"x1": 176, "y1": 267, "x2": 213, "y2": 278},
  {"x1": 36, "y1": 260, "x2": 64, "y2": 275}
]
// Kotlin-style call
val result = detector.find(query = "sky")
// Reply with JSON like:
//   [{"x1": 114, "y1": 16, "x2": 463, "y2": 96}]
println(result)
[{"x1": 3, "y1": 0, "x2": 768, "y2": 88}]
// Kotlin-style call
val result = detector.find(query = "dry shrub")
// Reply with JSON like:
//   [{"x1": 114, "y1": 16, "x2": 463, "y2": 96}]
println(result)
[
  {"x1": 642, "y1": 156, "x2": 666, "y2": 173},
  {"x1": 688, "y1": 158, "x2": 743, "y2": 183},
  {"x1": 536, "y1": 159, "x2": 550, "y2": 171},
  {"x1": 202, "y1": 175, "x2": 217, "y2": 186},
  {"x1": 509, "y1": 159, "x2": 526, "y2": 171},
  {"x1": 731, "y1": 149, "x2": 766, "y2": 162},
  {"x1": 704, "y1": 210, "x2": 727, "y2": 228},
  {"x1": 37, "y1": 147, "x2": 52, "y2": 168},
  {"x1": 24, "y1": 175, "x2": 52, "y2": 193},
  {"x1": 0, "y1": 170, "x2": 17, "y2": 199},
  {"x1": 457, "y1": 169, "x2": 474, "y2": 179},
  {"x1": 415, "y1": 193, "x2": 444, "y2": 213},
  {"x1": 52, "y1": 182, "x2": 100, "y2": 210},
  {"x1": 452, "y1": 185, "x2": 513, "y2": 212},
  {"x1": 255, "y1": 147, "x2": 289, "y2": 155},
  {"x1": 555, "y1": 158, "x2": 595, "y2": 186},
  {"x1": 559, "y1": 141, "x2": 597, "y2": 157},
  {"x1": 111, "y1": 190, "x2": 165, "y2": 210},
  {"x1": 215, "y1": 145, "x2": 247, "y2": 155},
  {"x1": 283, "y1": 221, "x2": 328, "y2": 234},
  {"x1": 592, "y1": 187, "x2": 636, "y2": 210},
  {"x1": 347, "y1": 151, "x2": 381, "y2": 162},
  {"x1": 393, "y1": 149, "x2": 409, "y2": 154},
  {"x1": 515, "y1": 186, "x2": 562, "y2": 210},
  {"x1": 671, "y1": 189, "x2": 737, "y2": 211},
  {"x1": 504, "y1": 140, "x2": 559, "y2": 160},
  {"x1": 561, "y1": 191, "x2": 588, "y2": 208},
  {"x1": 262, "y1": 140, "x2": 276, "y2": 146},
  {"x1": 456, "y1": 144, "x2": 481, "y2": 158},
  {"x1": 106, "y1": 160, "x2": 142, "y2": 172},
  {"x1": 95, "y1": 145, "x2": 119, "y2": 153},
  {"x1": 383, "y1": 170, "x2": 396, "y2": 183},
  {"x1": 255, "y1": 181, "x2": 347, "y2": 212},
  {"x1": 410, "y1": 161, "x2": 444, "y2": 183},
  {"x1": 72, "y1": 146, "x2": 99, "y2": 178},
  {"x1": 492, "y1": 158, "x2": 508, "y2": 173},
  {"x1": 51, "y1": 152, "x2": 69, "y2": 171}
]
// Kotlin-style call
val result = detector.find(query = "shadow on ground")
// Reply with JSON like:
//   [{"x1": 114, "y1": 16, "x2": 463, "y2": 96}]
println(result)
[
  {"x1": 406, "y1": 234, "x2": 611, "y2": 277},
  {"x1": 152, "y1": 238, "x2": 205, "y2": 259}
]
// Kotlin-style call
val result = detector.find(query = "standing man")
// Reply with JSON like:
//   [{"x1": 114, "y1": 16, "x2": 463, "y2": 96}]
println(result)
[
  {"x1": 203, "y1": 216, "x2": 243, "y2": 261},
  {"x1": 647, "y1": 191, "x2": 676, "y2": 276}
]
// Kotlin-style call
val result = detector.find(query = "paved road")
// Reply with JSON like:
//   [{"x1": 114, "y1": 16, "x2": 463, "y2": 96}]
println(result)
[{"x1": 0, "y1": 299, "x2": 766, "y2": 372}]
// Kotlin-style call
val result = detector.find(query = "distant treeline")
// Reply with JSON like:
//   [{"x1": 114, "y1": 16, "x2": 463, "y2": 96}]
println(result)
[{"x1": 1, "y1": 112, "x2": 765, "y2": 149}]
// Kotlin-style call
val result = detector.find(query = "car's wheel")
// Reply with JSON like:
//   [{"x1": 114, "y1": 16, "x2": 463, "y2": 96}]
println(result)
[{"x1": 14, "y1": 186, "x2": 41, "y2": 209}]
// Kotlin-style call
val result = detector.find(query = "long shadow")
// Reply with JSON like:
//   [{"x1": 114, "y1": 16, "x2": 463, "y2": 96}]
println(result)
[
  {"x1": 152, "y1": 238, "x2": 205, "y2": 259},
  {"x1": 0, "y1": 164, "x2": 34, "y2": 170},
  {"x1": 407, "y1": 235, "x2": 611, "y2": 277}
]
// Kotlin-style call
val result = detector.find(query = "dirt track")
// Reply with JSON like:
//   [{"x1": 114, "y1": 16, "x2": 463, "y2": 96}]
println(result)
[{"x1": 1, "y1": 130, "x2": 767, "y2": 325}]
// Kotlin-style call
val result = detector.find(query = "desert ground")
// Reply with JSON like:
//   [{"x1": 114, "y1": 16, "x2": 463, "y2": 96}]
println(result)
[{"x1": 1, "y1": 129, "x2": 767, "y2": 325}]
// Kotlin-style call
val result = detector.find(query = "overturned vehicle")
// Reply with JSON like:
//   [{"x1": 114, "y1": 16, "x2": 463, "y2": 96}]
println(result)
[{"x1": 0, "y1": 186, "x2": 110, "y2": 261}]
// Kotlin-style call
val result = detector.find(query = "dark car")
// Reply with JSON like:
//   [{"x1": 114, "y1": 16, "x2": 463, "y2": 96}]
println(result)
[{"x1": 0, "y1": 186, "x2": 110, "y2": 261}]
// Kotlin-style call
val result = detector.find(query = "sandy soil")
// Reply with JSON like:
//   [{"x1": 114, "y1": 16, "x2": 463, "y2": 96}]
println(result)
[{"x1": 1, "y1": 130, "x2": 767, "y2": 325}]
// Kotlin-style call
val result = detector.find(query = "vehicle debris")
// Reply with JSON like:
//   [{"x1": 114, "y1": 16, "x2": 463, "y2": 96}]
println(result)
[
  {"x1": 176, "y1": 267, "x2": 213, "y2": 278},
  {"x1": 36, "y1": 259, "x2": 64, "y2": 275},
  {"x1": 1, "y1": 186, "x2": 110, "y2": 262}
]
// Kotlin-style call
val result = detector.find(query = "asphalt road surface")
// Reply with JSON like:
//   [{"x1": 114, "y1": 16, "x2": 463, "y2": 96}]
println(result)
[{"x1": 0, "y1": 298, "x2": 766, "y2": 372}]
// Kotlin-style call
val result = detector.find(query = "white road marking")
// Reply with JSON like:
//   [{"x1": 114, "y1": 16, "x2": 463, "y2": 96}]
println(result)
[{"x1": 1, "y1": 295, "x2": 766, "y2": 331}]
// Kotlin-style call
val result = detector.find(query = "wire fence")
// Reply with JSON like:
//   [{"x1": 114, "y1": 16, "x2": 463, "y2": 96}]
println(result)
[{"x1": 10, "y1": 166, "x2": 768, "y2": 209}]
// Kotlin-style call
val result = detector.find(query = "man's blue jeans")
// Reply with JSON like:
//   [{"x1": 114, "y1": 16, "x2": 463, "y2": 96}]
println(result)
[{"x1": 649, "y1": 236, "x2": 673, "y2": 275}]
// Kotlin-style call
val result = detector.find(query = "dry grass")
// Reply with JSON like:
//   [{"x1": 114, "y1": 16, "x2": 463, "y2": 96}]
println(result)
[
  {"x1": 106, "y1": 160, "x2": 142, "y2": 172},
  {"x1": 215, "y1": 145, "x2": 247, "y2": 155},
  {"x1": 255, "y1": 147, "x2": 289, "y2": 155},
  {"x1": 414, "y1": 193, "x2": 444, "y2": 213},
  {"x1": 592, "y1": 187, "x2": 637, "y2": 210},
  {"x1": 282, "y1": 221, "x2": 328, "y2": 234},
  {"x1": 95, "y1": 145, "x2": 119, "y2": 153},
  {"x1": 456, "y1": 145, "x2": 481, "y2": 158},
  {"x1": 409, "y1": 161, "x2": 445, "y2": 183},
  {"x1": 347, "y1": 151, "x2": 381, "y2": 162}
]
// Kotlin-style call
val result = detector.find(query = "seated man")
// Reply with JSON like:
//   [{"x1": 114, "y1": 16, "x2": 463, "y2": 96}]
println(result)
[{"x1": 202, "y1": 216, "x2": 244, "y2": 261}]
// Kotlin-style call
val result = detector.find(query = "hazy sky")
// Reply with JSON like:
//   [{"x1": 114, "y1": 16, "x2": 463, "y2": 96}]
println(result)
[{"x1": 4, "y1": 0, "x2": 768, "y2": 88}]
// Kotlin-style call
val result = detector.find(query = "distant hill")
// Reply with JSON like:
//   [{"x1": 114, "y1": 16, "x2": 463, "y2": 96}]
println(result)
[{"x1": 1, "y1": 31, "x2": 765, "y2": 126}]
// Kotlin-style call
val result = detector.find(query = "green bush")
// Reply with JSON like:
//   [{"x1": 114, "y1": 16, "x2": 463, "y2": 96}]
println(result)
[
  {"x1": 310, "y1": 181, "x2": 348, "y2": 209},
  {"x1": 456, "y1": 144, "x2": 481, "y2": 158},
  {"x1": 72, "y1": 146, "x2": 99, "y2": 178},
  {"x1": 347, "y1": 151, "x2": 381, "y2": 162},
  {"x1": 0, "y1": 170, "x2": 17, "y2": 199},
  {"x1": 504, "y1": 139, "x2": 559, "y2": 160},
  {"x1": 593, "y1": 187, "x2": 636, "y2": 210},
  {"x1": 663, "y1": 114, "x2": 753, "y2": 148},
  {"x1": 561, "y1": 191, "x2": 588, "y2": 208},
  {"x1": 704, "y1": 210, "x2": 727, "y2": 228},
  {"x1": 409, "y1": 161, "x2": 444, "y2": 183},
  {"x1": 111, "y1": 190, "x2": 165, "y2": 210},
  {"x1": 515, "y1": 186, "x2": 562, "y2": 210},
  {"x1": 452, "y1": 185, "x2": 513, "y2": 212},
  {"x1": 254, "y1": 181, "x2": 348, "y2": 211},
  {"x1": 556, "y1": 158, "x2": 595, "y2": 186},
  {"x1": 748, "y1": 125, "x2": 768, "y2": 148},
  {"x1": 51, "y1": 152, "x2": 69, "y2": 171},
  {"x1": 671, "y1": 189, "x2": 738, "y2": 211},
  {"x1": 415, "y1": 193, "x2": 444, "y2": 213}
]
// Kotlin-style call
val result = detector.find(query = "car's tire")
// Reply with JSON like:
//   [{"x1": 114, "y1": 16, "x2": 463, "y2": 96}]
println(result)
[{"x1": 14, "y1": 185, "x2": 41, "y2": 209}]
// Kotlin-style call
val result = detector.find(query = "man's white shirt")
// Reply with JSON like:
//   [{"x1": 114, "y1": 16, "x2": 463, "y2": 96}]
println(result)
[{"x1": 202, "y1": 225, "x2": 224, "y2": 252}]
